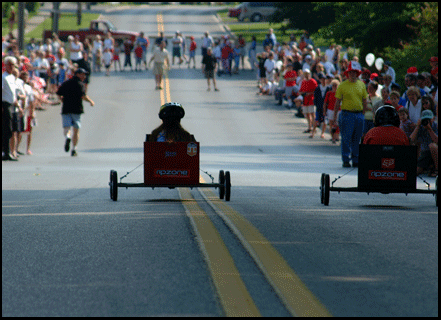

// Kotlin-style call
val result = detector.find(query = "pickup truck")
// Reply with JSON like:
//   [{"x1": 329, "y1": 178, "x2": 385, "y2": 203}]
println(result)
[{"x1": 43, "y1": 20, "x2": 139, "y2": 46}]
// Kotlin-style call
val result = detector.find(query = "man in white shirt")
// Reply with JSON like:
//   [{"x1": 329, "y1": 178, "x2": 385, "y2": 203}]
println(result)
[
  {"x1": 201, "y1": 31, "x2": 213, "y2": 59},
  {"x1": 2, "y1": 56, "x2": 19, "y2": 160},
  {"x1": 325, "y1": 44, "x2": 335, "y2": 62},
  {"x1": 149, "y1": 41, "x2": 170, "y2": 90}
]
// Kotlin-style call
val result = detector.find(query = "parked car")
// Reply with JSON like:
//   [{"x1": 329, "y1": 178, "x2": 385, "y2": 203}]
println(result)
[
  {"x1": 43, "y1": 20, "x2": 138, "y2": 46},
  {"x1": 238, "y1": 2, "x2": 277, "y2": 22},
  {"x1": 228, "y1": 4, "x2": 242, "y2": 18}
]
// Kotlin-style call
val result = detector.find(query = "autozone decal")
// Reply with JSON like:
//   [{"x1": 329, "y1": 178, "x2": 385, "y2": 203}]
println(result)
[
  {"x1": 155, "y1": 169, "x2": 189, "y2": 178},
  {"x1": 368, "y1": 170, "x2": 407, "y2": 180}
]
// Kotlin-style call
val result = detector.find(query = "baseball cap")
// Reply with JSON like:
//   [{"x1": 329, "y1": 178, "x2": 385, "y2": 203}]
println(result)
[
  {"x1": 420, "y1": 110, "x2": 434, "y2": 120},
  {"x1": 75, "y1": 68, "x2": 89, "y2": 74}
]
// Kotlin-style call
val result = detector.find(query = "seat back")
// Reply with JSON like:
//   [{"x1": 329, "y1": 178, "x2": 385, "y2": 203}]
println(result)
[
  {"x1": 144, "y1": 141, "x2": 199, "y2": 185},
  {"x1": 358, "y1": 144, "x2": 417, "y2": 191}
]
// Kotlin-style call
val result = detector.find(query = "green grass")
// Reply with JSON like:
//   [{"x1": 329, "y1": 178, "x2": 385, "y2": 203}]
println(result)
[
  {"x1": 25, "y1": 12, "x2": 100, "y2": 42},
  {"x1": 3, "y1": 12, "x2": 100, "y2": 42}
]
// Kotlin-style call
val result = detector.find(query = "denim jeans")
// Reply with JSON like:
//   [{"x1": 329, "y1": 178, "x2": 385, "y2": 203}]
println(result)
[{"x1": 338, "y1": 110, "x2": 365, "y2": 164}]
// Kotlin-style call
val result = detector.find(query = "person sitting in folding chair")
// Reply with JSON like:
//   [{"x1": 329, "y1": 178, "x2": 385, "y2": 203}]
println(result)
[{"x1": 363, "y1": 105, "x2": 409, "y2": 145}]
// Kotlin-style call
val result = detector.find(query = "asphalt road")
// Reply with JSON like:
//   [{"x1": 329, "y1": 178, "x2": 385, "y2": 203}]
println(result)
[{"x1": 2, "y1": 4, "x2": 438, "y2": 317}]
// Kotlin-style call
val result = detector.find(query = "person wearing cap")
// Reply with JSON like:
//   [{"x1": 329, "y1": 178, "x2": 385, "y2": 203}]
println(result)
[
  {"x1": 188, "y1": 36, "x2": 197, "y2": 69},
  {"x1": 363, "y1": 105, "x2": 409, "y2": 145},
  {"x1": 410, "y1": 109, "x2": 438, "y2": 176},
  {"x1": 56, "y1": 68, "x2": 94, "y2": 157},
  {"x1": 2, "y1": 56, "x2": 20, "y2": 160},
  {"x1": 334, "y1": 61, "x2": 368, "y2": 168},
  {"x1": 149, "y1": 102, "x2": 196, "y2": 143}
]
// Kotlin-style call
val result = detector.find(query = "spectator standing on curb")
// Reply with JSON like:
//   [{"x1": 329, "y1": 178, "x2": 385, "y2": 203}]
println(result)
[
  {"x1": 136, "y1": 32, "x2": 150, "y2": 70},
  {"x1": 123, "y1": 39, "x2": 134, "y2": 71},
  {"x1": 299, "y1": 69, "x2": 318, "y2": 133},
  {"x1": 201, "y1": 31, "x2": 213, "y2": 59},
  {"x1": 2, "y1": 57, "x2": 20, "y2": 161},
  {"x1": 56, "y1": 68, "x2": 95, "y2": 157},
  {"x1": 333, "y1": 61, "x2": 368, "y2": 168},
  {"x1": 188, "y1": 36, "x2": 197, "y2": 69},
  {"x1": 202, "y1": 47, "x2": 219, "y2": 92},
  {"x1": 149, "y1": 41, "x2": 170, "y2": 90}
]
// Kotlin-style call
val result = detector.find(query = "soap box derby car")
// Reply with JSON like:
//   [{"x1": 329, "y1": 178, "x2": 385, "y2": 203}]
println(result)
[
  {"x1": 109, "y1": 135, "x2": 231, "y2": 201},
  {"x1": 320, "y1": 144, "x2": 437, "y2": 206}
]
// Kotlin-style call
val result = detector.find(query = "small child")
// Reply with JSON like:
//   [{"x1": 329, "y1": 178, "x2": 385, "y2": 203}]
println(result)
[
  {"x1": 134, "y1": 44, "x2": 143, "y2": 71},
  {"x1": 188, "y1": 36, "x2": 197, "y2": 69},
  {"x1": 103, "y1": 48, "x2": 112, "y2": 76},
  {"x1": 113, "y1": 45, "x2": 121, "y2": 71},
  {"x1": 398, "y1": 107, "x2": 415, "y2": 139}
]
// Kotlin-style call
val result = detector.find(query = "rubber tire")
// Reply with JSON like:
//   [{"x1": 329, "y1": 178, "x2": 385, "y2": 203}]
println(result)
[
  {"x1": 320, "y1": 173, "x2": 326, "y2": 204},
  {"x1": 219, "y1": 170, "x2": 225, "y2": 199},
  {"x1": 251, "y1": 13, "x2": 262, "y2": 22},
  {"x1": 110, "y1": 170, "x2": 114, "y2": 200},
  {"x1": 110, "y1": 170, "x2": 118, "y2": 201},
  {"x1": 225, "y1": 171, "x2": 231, "y2": 201},
  {"x1": 323, "y1": 174, "x2": 330, "y2": 206}
]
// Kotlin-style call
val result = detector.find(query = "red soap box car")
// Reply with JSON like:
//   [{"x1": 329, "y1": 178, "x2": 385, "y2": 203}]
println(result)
[{"x1": 109, "y1": 137, "x2": 231, "y2": 201}]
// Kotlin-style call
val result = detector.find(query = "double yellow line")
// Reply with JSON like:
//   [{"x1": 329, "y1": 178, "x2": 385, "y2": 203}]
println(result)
[{"x1": 156, "y1": 13, "x2": 331, "y2": 317}]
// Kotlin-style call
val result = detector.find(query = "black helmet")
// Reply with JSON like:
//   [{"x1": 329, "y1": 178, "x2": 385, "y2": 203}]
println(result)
[
  {"x1": 159, "y1": 102, "x2": 185, "y2": 120},
  {"x1": 374, "y1": 105, "x2": 400, "y2": 127}
]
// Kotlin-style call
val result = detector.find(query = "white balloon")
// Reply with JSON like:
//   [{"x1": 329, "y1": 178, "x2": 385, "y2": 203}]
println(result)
[
  {"x1": 365, "y1": 53, "x2": 375, "y2": 66},
  {"x1": 375, "y1": 57, "x2": 384, "y2": 71}
]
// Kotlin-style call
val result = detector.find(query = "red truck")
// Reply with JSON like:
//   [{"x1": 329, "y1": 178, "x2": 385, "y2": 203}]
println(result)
[{"x1": 43, "y1": 20, "x2": 139, "y2": 46}]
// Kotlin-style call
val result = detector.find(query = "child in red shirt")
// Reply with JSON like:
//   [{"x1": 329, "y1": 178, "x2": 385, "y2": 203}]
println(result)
[
  {"x1": 134, "y1": 44, "x2": 143, "y2": 71},
  {"x1": 324, "y1": 79, "x2": 340, "y2": 143},
  {"x1": 299, "y1": 69, "x2": 317, "y2": 133},
  {"x1": 188, "y1": 36, "x2": 197, "y2": 69}
]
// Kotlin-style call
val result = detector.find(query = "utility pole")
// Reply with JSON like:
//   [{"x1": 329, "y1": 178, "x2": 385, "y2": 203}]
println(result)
[
  {"x1": 77, "y1": 2, "x2": 82, "y2": 26},
  {"x1": 52, "y1": 2, "x2": 60, "y2": 35},
  {"x1": 17, "y1": 3, "x2": 25, "y2": 53}
]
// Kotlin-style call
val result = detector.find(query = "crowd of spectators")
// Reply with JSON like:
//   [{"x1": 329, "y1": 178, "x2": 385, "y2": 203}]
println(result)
[{"x1": 2, "y1": 28, "x2": 438, "y2": 173}]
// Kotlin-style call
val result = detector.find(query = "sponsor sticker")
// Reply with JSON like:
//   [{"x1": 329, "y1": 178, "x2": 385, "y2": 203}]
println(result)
[
  {"x1": 381, "y1": 158, "x2": 395, "y2": 169},
  {"x1": 187, "y1": 142, "x2": 197, "y2": 157},
  {"x1": 155, "y1": 169, "x2": 189, "y2": 178},
  {"x1": 368, "y1": 170, "x2": 407, "y2": 181}
]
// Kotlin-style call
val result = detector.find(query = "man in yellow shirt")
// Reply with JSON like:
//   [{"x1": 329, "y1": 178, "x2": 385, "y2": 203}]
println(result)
[{"x1": 333, "y1": 61, "x2": 368, "y2": 167}]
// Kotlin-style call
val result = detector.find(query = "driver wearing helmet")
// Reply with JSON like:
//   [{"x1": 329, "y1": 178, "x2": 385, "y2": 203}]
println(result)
[
  {"x1": 363, "y1": 105, "x2": 409, "y2": 145},
  {"x1": 149, "y1": 102, "x2": 196, "y2": 142}
]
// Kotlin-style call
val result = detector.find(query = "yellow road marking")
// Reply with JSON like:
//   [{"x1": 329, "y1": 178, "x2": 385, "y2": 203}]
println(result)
[
  {"x1": 156, "y1": 14, "x2": 259, "y2": 316},
  {"x1": 199, "y1": 185, "x2": 332, "y2": 317},
  {"x1": 178, "y1": 188, "x2": 261, "y2": 317}
]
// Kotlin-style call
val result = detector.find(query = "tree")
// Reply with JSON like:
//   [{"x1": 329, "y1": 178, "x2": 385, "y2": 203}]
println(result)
[{"x1": 270, "y1": 2, "x2": 336, "y2": 34}]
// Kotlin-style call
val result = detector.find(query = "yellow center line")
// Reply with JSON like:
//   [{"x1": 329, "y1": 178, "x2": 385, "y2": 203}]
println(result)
[
  {"x1": 199, "y1": 186, "x2": 332, "y2": 317},
  {"x1": 156, "y1": 14, "x2": 260, "y2": 317},
  {"x1": 178, "y1": 188, "x2": 261, "y2": 317}
]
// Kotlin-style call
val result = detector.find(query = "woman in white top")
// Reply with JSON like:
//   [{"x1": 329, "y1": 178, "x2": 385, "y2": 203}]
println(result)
[
  {"x1": 70, "y1": 36, "x2": 83, "y2": 64},
  {"x1": 405, "y1": 86, "x2": 422, "y2": 124}
]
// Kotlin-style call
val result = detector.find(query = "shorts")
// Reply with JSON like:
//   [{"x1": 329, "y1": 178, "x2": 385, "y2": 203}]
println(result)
[
  {"x1": 204, "y1": 69, "x2": 214, "y2": 79},
  {"x1": 417, "y1": 150, "x2": 434, "y2": 169},
  {"x1": 315, "y1": 108, "x2": 325, "y2": 123},
  {"x1": 302, "y1": 105, "x2": 315, "y2": 114},
  {"x1": 62, "y1": 113, "x2": 81, "y2": 129},
  {"x1": 153, "y1": 62, "x2": 164, "y2": 75},
  {"x1": 11, "y1": 112, "x2": 24, "y2": 133},
  {"x1": 189, "y1": 50, "x2": 196, "y2": 58},
  {"x1": 173, "y1": 47, "x2": 181, "y2": 57}
]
